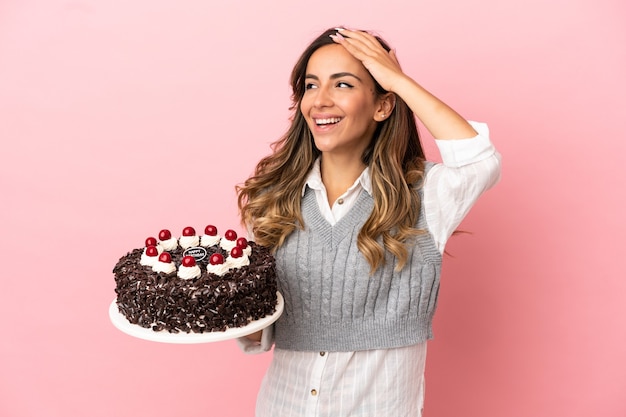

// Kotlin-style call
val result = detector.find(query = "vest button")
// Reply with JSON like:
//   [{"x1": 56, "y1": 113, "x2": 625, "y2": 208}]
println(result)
[
  {"x1": 311, "y1": 389, "x2": 318, "y2": 396},
  {"x1": 320, "y1": 351, "x2": 326, "y2": 356},
  {"x1": 337, "y1": 198, "x2": 344, "y2": 205}
]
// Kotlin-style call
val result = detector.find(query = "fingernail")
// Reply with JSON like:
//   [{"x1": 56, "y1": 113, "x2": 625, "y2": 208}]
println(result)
[
  {"x1": 329, "y1": 33, "x2": 345, "y2": 42},
  {"x1": 334, "y1": 27, "x2": 345, "y2": 31}
]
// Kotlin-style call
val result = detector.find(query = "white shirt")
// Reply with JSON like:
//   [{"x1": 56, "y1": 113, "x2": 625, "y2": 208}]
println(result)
[{"x1": 239, "y1": 121, "x2": 501, "y2": 417}]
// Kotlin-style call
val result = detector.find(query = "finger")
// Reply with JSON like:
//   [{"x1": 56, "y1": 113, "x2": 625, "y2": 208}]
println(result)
[
  {"x1": 332, "y1": 32, "x2": 387, "y2": 63},
  {"x1": 330, "y1": 33, "x2": 371, "y2": 60},
  {"x1": 331, "y1": 30, "x2": 401, "y2": 76},
  {"x1": 337, "y1": 28, "x2": 383, "y2": 51}
]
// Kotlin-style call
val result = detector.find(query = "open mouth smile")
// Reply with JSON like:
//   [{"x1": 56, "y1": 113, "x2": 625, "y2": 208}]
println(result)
[{"x1": 314, "y1": 117, "x2": 342, "y2": 126}]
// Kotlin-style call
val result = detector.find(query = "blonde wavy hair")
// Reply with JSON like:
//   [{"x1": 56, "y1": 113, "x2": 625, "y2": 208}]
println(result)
[{"x1": 237, "y1": 28, "x2": 426, "y2": 273}]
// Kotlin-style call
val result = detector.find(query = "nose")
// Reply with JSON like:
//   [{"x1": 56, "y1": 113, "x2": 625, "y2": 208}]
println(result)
[{"x1": 313, "y1": 85, "x2": 333, "y2": 108}]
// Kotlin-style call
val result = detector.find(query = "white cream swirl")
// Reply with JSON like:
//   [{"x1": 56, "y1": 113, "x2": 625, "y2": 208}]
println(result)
[
  {"x1": 179, "y1": 235, "x2": 200, "y2": 249},
  {"x1": 140, "y1": 252, "x2": 158, "y2": 267},
  {"x1": 200, "y1": 234, "x2": 221, "y2": 247},
  {"x1": 152, "y1": 260, "x2": 176, "y2": 275},
  {"x1": 206, "y1": 262, "x2": 230, "y2": 276},
  {"x1": 242, "y1": 245, "x2": 252, "y2": 256},
  {"x1": 220, "y1": 238, "x2": 237, "y2": 252},
  {"x1": 159, "y1": 238, "x2": 178, "y2": 251},
  {"x1": 177, "y1": 265, "x2": 201, "y2": 280},
  {"x1": 226, "y1": 254, "x2": 250, "y2": 269}
]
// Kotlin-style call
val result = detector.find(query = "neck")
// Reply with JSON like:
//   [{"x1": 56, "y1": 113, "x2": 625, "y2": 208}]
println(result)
[{"x1": 320, "y1": 153, "x2": 366, "y2": 206}]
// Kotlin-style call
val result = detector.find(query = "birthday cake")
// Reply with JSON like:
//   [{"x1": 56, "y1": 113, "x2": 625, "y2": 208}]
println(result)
[{"x1": 113, "y1": 225, "x2": 277, "y2": 333}]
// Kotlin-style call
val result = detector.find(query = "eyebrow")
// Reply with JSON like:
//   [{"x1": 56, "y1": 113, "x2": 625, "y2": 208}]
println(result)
[{"x1": 305, "y1": 72, "x2": 363, "y2": 82}]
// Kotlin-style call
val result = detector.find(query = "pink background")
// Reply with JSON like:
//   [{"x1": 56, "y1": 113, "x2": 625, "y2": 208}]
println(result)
[{"x1": 1, "y1": 0, "x2": 624, "y2": 416}]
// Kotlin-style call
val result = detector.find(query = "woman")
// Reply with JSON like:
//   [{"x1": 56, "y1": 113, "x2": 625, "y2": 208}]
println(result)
[{"x1": 236, "y1": 27, "x2": 501, "y2": 417}]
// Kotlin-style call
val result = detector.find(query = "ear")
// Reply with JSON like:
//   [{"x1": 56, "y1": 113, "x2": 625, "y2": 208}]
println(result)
[{"x1": 374, "y1": 92, "x2": 396, "y2": 122}]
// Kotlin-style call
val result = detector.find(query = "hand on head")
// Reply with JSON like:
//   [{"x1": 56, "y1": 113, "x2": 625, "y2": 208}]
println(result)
[{"x1": 330, "y1": 28, "x2": 405, "y2": 93}]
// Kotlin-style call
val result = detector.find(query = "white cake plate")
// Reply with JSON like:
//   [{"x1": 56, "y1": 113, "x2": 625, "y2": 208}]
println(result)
[{"x1": 109, "y1": 292, "x2": 283, "y2": 344}]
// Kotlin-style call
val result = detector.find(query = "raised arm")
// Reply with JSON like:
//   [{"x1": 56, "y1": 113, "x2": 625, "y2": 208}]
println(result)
[{"x1": 331, "y1": 28, "x2": 477, "y2": 140}]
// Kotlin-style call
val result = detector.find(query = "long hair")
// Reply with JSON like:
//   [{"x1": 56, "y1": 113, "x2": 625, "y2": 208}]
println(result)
[{"x1": 237, "y1": 27, "x2": 426, "y2": 272}]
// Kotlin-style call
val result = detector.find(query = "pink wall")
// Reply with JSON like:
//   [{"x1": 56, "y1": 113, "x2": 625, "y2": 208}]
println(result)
[{"x1": 1, "y1": 0, "x2": 624, "y2": 416}]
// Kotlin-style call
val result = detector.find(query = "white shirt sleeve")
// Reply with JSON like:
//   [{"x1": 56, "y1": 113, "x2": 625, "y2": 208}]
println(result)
[{"x1": 424, "y1": 121, "x2": 502, "y2": 253}]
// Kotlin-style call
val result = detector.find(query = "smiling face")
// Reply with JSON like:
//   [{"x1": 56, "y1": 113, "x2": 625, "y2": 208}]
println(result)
[{"x1": 300, "y1": 44, "x2": 385, "y2": 159}]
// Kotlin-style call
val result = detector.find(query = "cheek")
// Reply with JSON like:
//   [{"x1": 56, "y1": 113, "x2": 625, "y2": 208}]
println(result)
[
  {"x1": 300, "y1": 100, "x2": 320, "y2": 131},
  {"x1": 298, "y1": 102, "x2": 315, "y2": 130},
  {"x1": 299, "y1": 95, "x2": 312, "y2": 115},
  {"x1": 345, "y1": 93, "x2": 376, "y2": 114}
]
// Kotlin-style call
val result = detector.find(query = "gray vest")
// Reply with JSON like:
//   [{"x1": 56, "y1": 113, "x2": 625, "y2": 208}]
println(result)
[{"x1": 274, "y1": 181, "x2": 442, "y2": 352}]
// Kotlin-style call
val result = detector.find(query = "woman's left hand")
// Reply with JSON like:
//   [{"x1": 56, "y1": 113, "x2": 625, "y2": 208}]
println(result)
[{"x1": 330, "y1": 28, "x2": 406, "y2": 93}]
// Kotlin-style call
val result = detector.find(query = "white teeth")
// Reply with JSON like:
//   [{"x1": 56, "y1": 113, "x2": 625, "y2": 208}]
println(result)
[{"x1": 315, "y1": 117, "x2": 341, "y2": 125}]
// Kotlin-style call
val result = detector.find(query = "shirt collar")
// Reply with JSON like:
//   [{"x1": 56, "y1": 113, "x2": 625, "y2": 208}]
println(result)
[{"x1": 303, "y1": 157, "x2": 373, "y2": 196}]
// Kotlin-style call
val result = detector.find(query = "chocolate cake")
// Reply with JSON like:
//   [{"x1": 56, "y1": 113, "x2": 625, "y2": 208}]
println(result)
[{"x1": 113, "y1": 226, "x2": 277, "y2": 333}]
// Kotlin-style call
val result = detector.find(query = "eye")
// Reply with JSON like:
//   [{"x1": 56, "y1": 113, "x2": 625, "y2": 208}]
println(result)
[
  {"x1": 337, "y1": 81, "x2": 353, "y2": 88},
  {"x1": 305, "y1": 82, "x2": 318, "y2": 90}
]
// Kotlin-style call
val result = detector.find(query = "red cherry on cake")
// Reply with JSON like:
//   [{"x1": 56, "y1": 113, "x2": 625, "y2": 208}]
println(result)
[
  {"x1": 224, "y1": 229, "x2": 237, "y2": 241},
  {"x1": 236, "y1": 237, "x2": 248, "y2": 248},
  {"x1": 145, "y1": 237, "x2": 158, "y2": 247},
  {"x1": 230, "y1": 246, "x2": 243, "y2": 258},
  {"x1": 182, "y1": 256, "x2": 197, "y2": 267},
  {"x1": 159, "y1": 229, "x2": 172, "y2": 240},
  {"x1": 204, "y1": 225, "x2": 218, "y2": 236},
  {"x1": 209, "y1": 253, "x2": 224, "y2": 265},
  {"x1": 145, "y1": 245, "x2": 158, "y2": 257},
  {"x1": 158, "y1": 252, "x2": 172, "y2": 263},
  {"x1": 183, "y1": 226, "x2": 196, "y2": 237}
]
